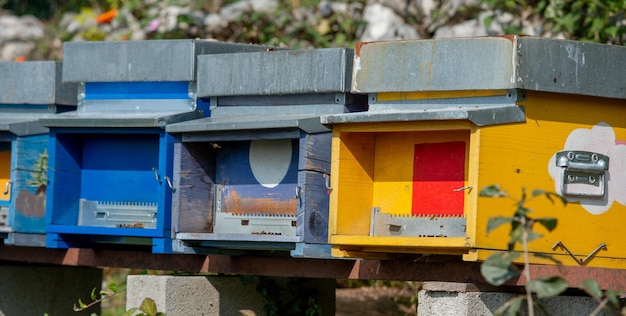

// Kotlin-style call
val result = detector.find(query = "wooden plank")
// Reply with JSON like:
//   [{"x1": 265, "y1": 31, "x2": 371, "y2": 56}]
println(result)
[
  {"x1": 299, "y1": 131, "x2": 331, "y2": 173},
  {"x1": 174, "y1": 142, "x2": 215, "y2": 234},
  {"x1": 12, "y1": 134, "x2": 49, "y2": 233},
  {"x1": 332, "y1": 130, "x2": 375, "y2": 236},
  {"x1": 298, "y1": 170, "x2": 329, "y2": 244}
]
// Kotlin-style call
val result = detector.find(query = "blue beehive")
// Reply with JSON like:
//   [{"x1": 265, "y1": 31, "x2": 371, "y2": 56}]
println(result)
[
  {"x1": 166, "y1": 48, "x2": 366, "y2": 257},
  {"x1": 0, "y1": 61, "x2": 77, "y2": 247},
  {"x1": 41, "y1": 40, "x2": 270, "y2": 253}
]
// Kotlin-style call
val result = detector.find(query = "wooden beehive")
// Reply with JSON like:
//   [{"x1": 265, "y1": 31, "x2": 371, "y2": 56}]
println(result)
[
  {"x1": 0, "y1": 61, "x2": 76, "y2": 247},
  {"x1": 322, "y1": 36, "x2": 626, "y2": 268},
  {"x1": 167, "y1": 48, "x2": 366, "y2": 257},
  {"x1": 41, "y1": 40, "x2": 270, "y2": 253}
]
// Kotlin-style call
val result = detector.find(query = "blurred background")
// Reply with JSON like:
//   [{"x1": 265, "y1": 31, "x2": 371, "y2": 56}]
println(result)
[{"x1": 0, "y1": 0, "x2": 625, "y2": 61}]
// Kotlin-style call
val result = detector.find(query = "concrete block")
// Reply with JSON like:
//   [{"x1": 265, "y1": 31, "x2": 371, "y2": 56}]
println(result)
[
  {"x1": 0, "y1": 265, "x2": 102, "y2": 316},
  {"x1": 127, "y1": 275, "x2": 336, "y2": 316},
  {"x1": 418, "y1": 282, "x2": 616, "y2": 316}
]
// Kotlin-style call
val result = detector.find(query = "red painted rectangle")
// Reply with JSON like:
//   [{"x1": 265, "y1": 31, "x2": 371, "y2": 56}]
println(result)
[{"x1": 412, "y1": 142, "x2": 465, "y2": 216}]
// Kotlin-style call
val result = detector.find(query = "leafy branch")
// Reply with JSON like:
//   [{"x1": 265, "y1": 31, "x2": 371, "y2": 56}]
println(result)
[
  {"x1": 73, "y1": 281, "x2": 164, "y2": 316},
  {"x1": 480, "y1": 185, "x2": 569, "y2": 315}
]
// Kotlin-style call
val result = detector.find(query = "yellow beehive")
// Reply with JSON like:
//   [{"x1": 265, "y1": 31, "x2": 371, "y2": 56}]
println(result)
[{"x1": 321, "y1": 36, "x2": 626, "y2": 269}]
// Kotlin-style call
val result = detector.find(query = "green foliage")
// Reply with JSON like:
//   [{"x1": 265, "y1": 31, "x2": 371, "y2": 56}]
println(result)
[
  {"x1": 216, "y1": 1, "x2": 366, "y2": 48},
  {"x1": 27, "y1": 149, "x2": 48, "y2": 188},
  {"x1": 479, "y1": 185, "x2": 626, "y2": 315},
  {"x1": 480, "y1": 0, "x2": 626, "y2": 44},
  {"x1": 480, "y1": 185, "x2": 569, "y2": 315},
  {"x1": 73, "y1": 281, "x2": 164, "y2": 316},
  {"x1": 241, "y1": 276, "x2": 323, "y2": 316}
]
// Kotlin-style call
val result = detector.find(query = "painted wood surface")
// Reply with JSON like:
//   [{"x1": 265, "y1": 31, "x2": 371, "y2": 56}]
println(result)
[
  {"x1": 412, "y1": 141, "x2": 465, "y2": 216},
  {"x1": 0, "y1": 143, "x2": 10, "y2": 202},
  {"x1": 473, "y1": 91, "x2": 626, "y2": 268},
  {"x1": 11, "y1": 134, "x2": 49, "y2": 233},
  {"x1": 173, "y1": 141, "x2": 215, "y2": 234},
  {"x1": 46, "y1": 128, "x2": 174, "y2": 253},
  {"x1": 216, "y1": 139, "x2": 298, "y2": 217}
]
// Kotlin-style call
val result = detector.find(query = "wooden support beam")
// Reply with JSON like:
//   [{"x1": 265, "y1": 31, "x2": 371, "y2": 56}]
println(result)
[{"x1": 1, "y1": 245, "x2": 625, "y2": 291}]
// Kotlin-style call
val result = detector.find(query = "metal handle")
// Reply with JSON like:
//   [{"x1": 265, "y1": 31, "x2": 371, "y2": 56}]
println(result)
[
  {"x1": 152, "y1": 167, "x2": 160, "y2": 182},
  {"x1": 551, "y1": 241, "x2": 607, "y2": 265},
  {"x1": 3, "y1": 181, "x2": 10, "y2": 195},
  {"x1": 323, "y1": 173, "x2": 332, "y2": 191},
  {"x1": 555, "y1": 151, "x2": 608, "y2": 198},
  {"x1": 164, "y1": 176, "x2": 176, "y2": 193},
  {"x1": 153, "y1": 167, "x2": 176, "y2": 192}
]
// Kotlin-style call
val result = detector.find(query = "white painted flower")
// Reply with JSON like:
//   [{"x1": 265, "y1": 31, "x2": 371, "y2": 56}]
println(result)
[{"x1": 548, "y1": 122, "x2": 626, "y2": 215}]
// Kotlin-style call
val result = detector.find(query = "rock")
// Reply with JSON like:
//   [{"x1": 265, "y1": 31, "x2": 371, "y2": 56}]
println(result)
[
  {"x1": 433, "y1": 18, "x2": 487, "y2": 38},
  {"x1": 0, "y1": 15, "x2": 44, "y2": 41},
  {"x1": 361, "y1": 3, "x2": 419, "y2": 41}
]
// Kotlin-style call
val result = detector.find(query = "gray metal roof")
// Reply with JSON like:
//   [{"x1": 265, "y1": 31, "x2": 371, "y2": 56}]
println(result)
[
  {"x1": 62, "y1": 40, "x2": 271, "y2": 83},
  {"x1": 352, "y1": 36, "x2": 626, "y2": 100},
  {"x1": 197, "y1": 48, "x2": 354, "y2": 97},
  {"x1": 166, "y1": 115, "x2": 329, "y2": 135},
  {"x1": 0, "y1": 61, "x2": 77, "y2": 105}
]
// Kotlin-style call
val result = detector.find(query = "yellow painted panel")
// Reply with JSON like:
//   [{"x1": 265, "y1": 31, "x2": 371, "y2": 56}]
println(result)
[
  {"x1": 331, "y1": 129, "x2": 375, "y2": 236},
  {"x1": 330, "y1": 235, "x2": 470, "y2": 249},
  {"x1": 372, "y1": 130, "x2": 470, "y2": 216},
  {"x1": 0, "y1": 150, "x2": 10, "y2": 201},
  {"x1": 337, "y1": 120, "x2": 471, "y2": 133},
  {"x1": 470, "y1": 249, "x2": 626, "y2": 270},
  {"x1": 475, "y1": 91, "x2": 626, "y2": 261},
  {"x1": 377, "y1": 90, "x2": 508, "y2": 102}
]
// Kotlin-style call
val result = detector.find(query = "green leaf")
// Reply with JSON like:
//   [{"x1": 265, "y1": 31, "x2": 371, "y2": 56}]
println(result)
[
  {"x1": 78, "y1": 299, "x2": 87, "y2": 308},
  {"x1": 139, "y1": 298, "x2": 158, "y2": 316},
  {"x1": 580, "y1": 278, "x2": 603, "y2": 299},
  {"x1": 527, "y1": 276, "x2": 568, "y2": 298},
  {"x1": 486, "y1": 216, "x2": 514, "y2": 235},
  {"x1": 91, "y1": 287, "x2": 97, "y2": 300},
  {"x1": 525, "y1": 229, "x2": 543, "y2": 243},
  {"x1": 532, "y1": 190, "x2": 567, "y2": 205},
  {"x1": 108, "y1": 282, "x2": 119, "y2": 293},
  {"x1": 481, "y1": 252, "x2": 521, "y2": 286},
  {"x1": 480, "y1": 185, "x2": 508, "y2": 197},
  {"x1": 121, "y1": 307, "x2": 138, "y2": 316},
  {"x1": 535, "y1": 217, "x2": 558, "y2": 232},
  {"x1": 494, "y1": 295, "x2": 525, "y2": 316},
  {"x1": 508, "y1": 224, "x2": 524, "y2": 250},
  {"x1": 606, "y1": 288, "x2": 619, "y2": 306}
]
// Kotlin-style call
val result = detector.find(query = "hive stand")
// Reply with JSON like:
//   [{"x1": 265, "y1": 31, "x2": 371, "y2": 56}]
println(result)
[
  {"x1": 0, "y1": 61, "x2": 76, "y2": 247},
  {"x1": 322, "y1": 36, "x2": 626, "y2": 269},
  {"x1": 166, "y1": 48, "x2": 366, "y2": 258},
  {"x1": 41, "y1": 40, "x2": 270, "y2": 253}
]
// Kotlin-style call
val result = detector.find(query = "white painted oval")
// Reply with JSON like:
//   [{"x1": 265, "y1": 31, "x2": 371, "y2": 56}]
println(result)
[{"x1": 249, "y1": 139, "x2": 292, "y2": 188}]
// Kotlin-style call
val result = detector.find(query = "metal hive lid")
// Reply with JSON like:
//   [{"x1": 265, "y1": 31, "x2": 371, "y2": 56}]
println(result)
[
  {"x1": 352, "y1": 36, "x2": 626, "y2": 100},
  {"x1": 62, "y1": 40, "x2": 272, "y2": 83},
  {"x1": 0, "y1": 61, "x2": 77, "y2": 105},
  {"x1": 0, "y1": 61, "x2": 77, "y2": 135},
  {"x1": 196, "y1": 48, "x2": 354, "y2": 97}
]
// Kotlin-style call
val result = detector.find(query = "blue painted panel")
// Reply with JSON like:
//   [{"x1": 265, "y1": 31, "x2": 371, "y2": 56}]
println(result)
[
  {"x1": 46, "y1": 130, "x2": 82, "y2": 226},
  {"x1": 11, "y1": 134, "x2": 49, "y2": 233},
  {"x1": 80, "y1": 133, "x2": 159, "y2": 203},
  {"x1": 84, "y1": 81, "x2": 190, "y2": 100},
  {"x1": 47, "y1": 224, "x2": 167, "y2": 237},
  {"x1": 46, "y1": 127, "x2": 174, "y2": 251},
  {"x1": 216, "y1": 139, "x2": 299, "y2": 214}
]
